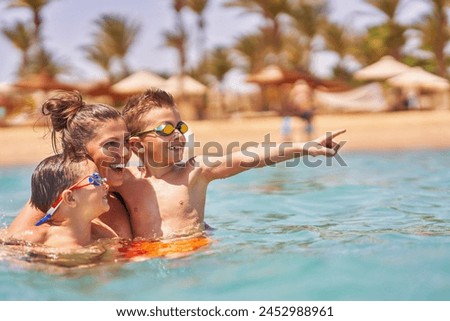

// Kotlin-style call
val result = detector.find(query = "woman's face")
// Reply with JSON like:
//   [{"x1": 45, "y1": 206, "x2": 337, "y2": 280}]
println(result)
[{"x1": 85, "y1": 118, "x2": 130, "y2": 187}]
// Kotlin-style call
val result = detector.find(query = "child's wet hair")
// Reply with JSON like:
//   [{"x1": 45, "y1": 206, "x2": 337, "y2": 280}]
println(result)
[
  {"x1": 30, "y1": 154, "x2": 89, "y2": 213},
  {"x1": 122, "y1": 88, "x2": 176, "y2": 135},
  {"x1": 42, "y1": 90, "x2": 122, "y2": 159}
]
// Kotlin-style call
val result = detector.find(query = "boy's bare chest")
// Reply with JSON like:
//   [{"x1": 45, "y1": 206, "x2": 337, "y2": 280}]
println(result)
[
  {"x1": 123, "y1": 177, "x2": 196, "y2": 218},
  {"x1": 120, "y1": 173, "x2": 205, "y2": 238}
]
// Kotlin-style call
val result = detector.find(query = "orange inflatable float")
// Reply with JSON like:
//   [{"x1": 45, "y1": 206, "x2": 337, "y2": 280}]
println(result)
[{"x1": 118, "y1": 236, "x2": 211, "y2": 260}]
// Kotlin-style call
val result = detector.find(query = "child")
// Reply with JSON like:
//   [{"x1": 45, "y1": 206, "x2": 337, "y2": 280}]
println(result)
[
  {"x1": 9, "y1": 154, "x2": 115, "y2": 248},
  {"x1": 119, "y1": 88, "x2": 346, "y2": 240}
]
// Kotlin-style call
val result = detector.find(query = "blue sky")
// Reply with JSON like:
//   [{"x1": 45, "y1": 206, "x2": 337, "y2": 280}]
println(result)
[{"x1": 0, "y1": 0, "x2": 430, "y2": 91}]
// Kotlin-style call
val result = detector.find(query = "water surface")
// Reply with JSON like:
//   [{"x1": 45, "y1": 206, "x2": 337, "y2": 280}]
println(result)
[{"x1": 1, "y1": 150, "x2": 449, "y2": 300}]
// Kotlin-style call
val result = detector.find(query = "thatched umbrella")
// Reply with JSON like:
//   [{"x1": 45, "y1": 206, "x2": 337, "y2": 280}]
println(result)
[
  {"x1": 160, "y1": 75, "x2": 207, "y2": 96},
  {"x1": 246, "y1": 65, "x2": 335, "y2": 112},
  {"x1": 0, "y1": 82, "x2": 15, "y2": 94},
  {"x1": 387, "y1": 67, "x2": 450, "y2": 91},
  {"x1": 111, "y1": 70, "x2": 165, "y2": 95},
  {"x1": 157, "y1": 75, "x2": 208, "y2": 119},
  {"x1": 246, "y1": 64, "x2": 318, "y2": 86},
  {"x1": 13, "y1": 72, "x2": 78, "y2": 92},
  {"x1": 354, "y1": 56, "x2": 411, "y2": 81}
]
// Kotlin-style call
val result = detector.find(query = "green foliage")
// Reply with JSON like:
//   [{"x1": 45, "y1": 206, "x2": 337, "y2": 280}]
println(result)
[
  {"x1": 413, "y1": 0, "x2": 449, "y2": 76},
  {"x1": 163, "y1": 25, "x2": 188, "y2": 76},
  {"x1": 2, "y1": 0, "x2": 449, "y2": 87},
  {"x1": 208, "y1": 46, "x2": 234, "y2": 83},
  {"x1": 1, "y1": 21, "x2": 33, "y2": 53},
  {"x1": 2, "y1": 0, "x2": 67, "y2": 78},
  {"x1": 83, "y1": 14, "x2": 140, "y2": 80},
  {"x1": 232, "y1": 30, "x2": 272, "y2": 73},
  {"x1": 363, "y1": 0, "x2": 401, "y2": 20}
]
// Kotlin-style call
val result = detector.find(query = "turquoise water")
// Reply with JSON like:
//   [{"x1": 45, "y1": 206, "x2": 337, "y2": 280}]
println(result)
[{"x1": 0, "y1": 150, "x2": 449, "y2": 300}]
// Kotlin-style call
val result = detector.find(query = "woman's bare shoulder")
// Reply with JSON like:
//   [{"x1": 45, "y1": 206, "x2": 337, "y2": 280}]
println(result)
[
  {"x1": 7, "y1": 225, "x2": 48, "y2": 244},
  {"x1": 91, "y1": 218, "x2": 119, "y2": 240}
]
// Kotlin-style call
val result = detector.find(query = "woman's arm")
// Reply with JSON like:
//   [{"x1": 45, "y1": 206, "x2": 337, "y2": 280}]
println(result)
[
  {"x1": 97, "y1": 195, "x2": 133, "y2": 239},
  {"x1": 6, "y1": 200, "x2": 44, "y2": 237}
]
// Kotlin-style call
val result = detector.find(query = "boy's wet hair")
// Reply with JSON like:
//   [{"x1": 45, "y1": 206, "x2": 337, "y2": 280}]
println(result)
[
  {"x1": 42, "y1": 90, "x2": 122, "y2": 159},
  {"x1": 122, "y1": 88, "x2": 176, "y2": 135},
  {"x1": 30, "y1": 154, "x2": 88, "y2": 213}
]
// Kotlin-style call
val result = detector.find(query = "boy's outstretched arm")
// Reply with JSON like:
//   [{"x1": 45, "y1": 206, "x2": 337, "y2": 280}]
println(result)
[{"x1": 199, "y1": 129, "x2": 346, "y2": 181}]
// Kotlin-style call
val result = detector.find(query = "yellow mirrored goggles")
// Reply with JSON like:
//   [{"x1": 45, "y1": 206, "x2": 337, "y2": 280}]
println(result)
[{"x1": 133, "y1": 121, "x2": 189, "y2": 137}]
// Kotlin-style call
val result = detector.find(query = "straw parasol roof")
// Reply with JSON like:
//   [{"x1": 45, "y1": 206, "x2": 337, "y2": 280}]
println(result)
[
  {"x1": 354, "y1": 56, "x2": 411, "y2": 81},
  {"x1": 0, "y1": 82, "x2": 15, "y2": 94},
  {"x1": 160, "y1": 75, "x2": 207, "y2": 96},
  {"x1": 111, "y1": 70, "x2": 165, "y2": 95},
  {"x1": 246, "y1": 64, "x2": 315, "y2": 86},
  {"x1": 246, "y1": 64, "x2": 341, "y2": 89},
  {"x1": 12, "y1": 72, "x2": 78, "y2": 92},
  {"x1": 387, "y1": 67, "x2": 450, "y2": 91}
]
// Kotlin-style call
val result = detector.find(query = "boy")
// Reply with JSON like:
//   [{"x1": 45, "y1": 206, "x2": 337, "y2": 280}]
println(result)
[
  {"x1": 8, "y1": 154, "x2": 115, "y2": 248},
  {"x1": 119, "y1": 88, "x2": 345, "y2": 239}
]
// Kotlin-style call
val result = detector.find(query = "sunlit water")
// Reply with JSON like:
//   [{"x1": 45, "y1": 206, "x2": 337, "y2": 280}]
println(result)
[{"x1": 0, "y1": 150, "x2": 449, "y2": 300}]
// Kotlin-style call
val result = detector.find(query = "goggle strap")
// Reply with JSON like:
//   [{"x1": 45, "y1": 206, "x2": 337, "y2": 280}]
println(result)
[
  {"x1": 35, "y1": 213, "x2": 52, "y2": 226},
  {"x1": 34, "y1": 191, "x2": 62, "y2": 226},
  {"x1": 35, "y1": 204, "x2": 59, "y2": 226}
]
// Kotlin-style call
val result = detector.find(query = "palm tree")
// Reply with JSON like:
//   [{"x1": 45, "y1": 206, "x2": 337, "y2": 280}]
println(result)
[
  {"x1": 81, "y1": 44, "x2": 114, "y2": 82},
  {"x1": 163, "y1": 26, "x2": 188, "y2": 77},
  {"x1": 350, "y1": 26, "x2": 391, "y2": 65},
  {"x1": 415, "y1": 0, "x2": 449, "y2": 77},
  {"x1": 174, "y1": 0, "x2": 187, "y2": 13},
  {"x1": 4, "y1": 0, "x2": 62, "y2": 78},
  {"x1": 166, "y1": 0, "x2": 189, "y2": 99},
  {"x1": 172, "y1": 0, "x2": 188, "y2": 73},
  {"x1": 2, "y1": 21, "x2": 33, "y2": 76},
  {"x1": 5, "y1": 0, "x2": 51, "y2": 52},
  {"x1": 363, "y1": 0, "x2": 400, "y2": 17},
  {"x1": 207, "y1": 46, "x2": 234, "y2": 113},
  {"x1": 188, "y1": 55, "x2": 210, "y2": 85},
  {"x1": 186, "y1": 0, "x2": 209, "y2": 60},
  {"x1": 321, "y1": 21, "x2": 353, "y2": 80},
  {"x1": 279, "y1": 32, "x2": 308, "y2": 71},
  {"x1": 360, "y1": 0, "x2": 407, "y2": 60},
  {"x1": 27, "y1": 48, "x2": 66, "y2": 77},
  {"x1": 232, "y1": 30, "x2": 270, "y2": 74},
  {"x1": 287, "y1": 0, "x2": 328, "y2": 71},
  {"x1": 163, "y1": 26, "x2": 188, "y2": 99},
  {"x1": 224, "y1": 0, "x2": 290, "y2": 53},
  {"x1": 208, "y1": 46, "x2": 233, "y2": 83},
  {"x1": 91, "y1": 14, "x2": 140, "y2": 78}
]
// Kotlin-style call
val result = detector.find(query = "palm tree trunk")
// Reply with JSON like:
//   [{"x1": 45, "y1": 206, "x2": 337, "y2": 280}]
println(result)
[
  {"x1": 32, "y1": 10, "x2": 44, "y2": 54},
  {"x1": 435, "y1": 4, "x2": 448, "y2": 77}
]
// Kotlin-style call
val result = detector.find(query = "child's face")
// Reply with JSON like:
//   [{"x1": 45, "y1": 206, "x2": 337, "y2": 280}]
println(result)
[
  {"x1": 85, "y1": 118, "x2": 130, "y2": 187},
  {"x1": 133, "y1": 107, "x2": 187, "y2": 167},
  {"x1": 73, "y1": 160, "x2": 110, "y2": 220}
]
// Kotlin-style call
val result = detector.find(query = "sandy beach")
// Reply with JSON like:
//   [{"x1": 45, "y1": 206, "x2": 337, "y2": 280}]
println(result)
[{"x1": 1, "y1": 110, "x2": 449, "y2": 167}]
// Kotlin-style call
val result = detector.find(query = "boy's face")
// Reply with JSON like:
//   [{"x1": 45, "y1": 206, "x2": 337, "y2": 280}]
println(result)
[
  {"x1": 131, "y1": 107, "x2": 187, "y2": 168},
  {"x1": 72, "y1": 160, "x2": 110, "y2": 220}
]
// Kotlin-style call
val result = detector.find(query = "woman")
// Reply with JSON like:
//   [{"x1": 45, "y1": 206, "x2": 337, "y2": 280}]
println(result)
[{"x1": 6, "y1": 91, "x2": 132, "y2": 239}]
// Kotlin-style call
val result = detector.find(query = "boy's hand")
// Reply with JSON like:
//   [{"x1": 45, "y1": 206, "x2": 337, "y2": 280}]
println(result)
[{"x1": 308, "y1": 129, "x2": 346, "y2": 157}]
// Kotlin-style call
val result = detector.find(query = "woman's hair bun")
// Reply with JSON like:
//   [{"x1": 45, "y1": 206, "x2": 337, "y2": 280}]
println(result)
[{"x1": 42, "y1": 90, "x2": 85, "y2": 132}]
